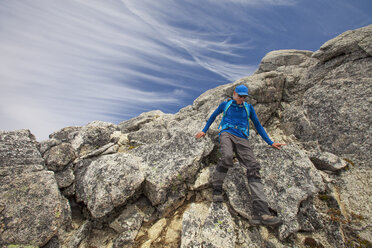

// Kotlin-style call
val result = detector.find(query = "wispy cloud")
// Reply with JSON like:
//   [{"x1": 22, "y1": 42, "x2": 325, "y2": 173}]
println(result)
[
  {"x1": 0, "y1": 1, "x2": 193, "y2": 139},
  {"x1": 208, "y1": 0, "x2": 296, "y2": 6},
  {"x1": 1, "y1": 0, "x2": 370, "y2": 140},
  {"x1": 0, "y1": 0, "x2": 266, "y2": 139},
  {"x1": 123, "y1": 0, "x2": 264, "y2": 80}
]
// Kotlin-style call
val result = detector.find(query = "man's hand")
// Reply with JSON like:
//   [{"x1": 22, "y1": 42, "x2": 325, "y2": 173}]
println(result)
[
  {"x1": 271, "y1": 143, "x2": 287, "y2": 150},
  {"x1": 195, "y1": 131, "x2": 206, "y2": 139}
]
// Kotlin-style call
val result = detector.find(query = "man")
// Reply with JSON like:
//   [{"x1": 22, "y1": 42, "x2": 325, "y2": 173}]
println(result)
[{"x1": 195, "y1": 85, "x2": 285, "y2": 226}]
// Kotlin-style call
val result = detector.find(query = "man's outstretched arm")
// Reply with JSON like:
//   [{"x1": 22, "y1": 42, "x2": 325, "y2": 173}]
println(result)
[{"x1": 195, "y1": 102, "x2": 225, "y2": 139}]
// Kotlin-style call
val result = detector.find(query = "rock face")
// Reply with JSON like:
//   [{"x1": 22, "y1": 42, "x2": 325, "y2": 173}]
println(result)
[
  {"x1": 0, "y1": 25, "x2": 371, "y2": 247},
  {"x1": 0, "y1": 130, "x2": 67, "y2": 247},
  {"x1": 252, "y1": 135, "x2": 325, "y2": 240},
  {"x1": 0, "y1": 129, "x2": 44, "y2": 175},
  {"x1": 181, "y1": 202, "x2": 236, "y2": 248},
  {"x1": 75, "y1": 153, "x2": 145, "y2": 218}
]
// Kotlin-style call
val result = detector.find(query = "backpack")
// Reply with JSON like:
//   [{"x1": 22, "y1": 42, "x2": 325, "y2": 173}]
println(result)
[{"x1": 218, "y1": 99, "x2": 250, "y2": 137}]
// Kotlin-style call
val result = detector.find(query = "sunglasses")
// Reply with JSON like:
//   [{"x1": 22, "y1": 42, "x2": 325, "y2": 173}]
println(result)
[{"x1": 238, "y1": 95, "x2": 247, "y2": 98}]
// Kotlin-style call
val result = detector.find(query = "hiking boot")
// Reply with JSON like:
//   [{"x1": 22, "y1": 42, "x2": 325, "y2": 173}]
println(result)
[
  {"x1": 251, "y1": 214, "x2": 282, "y2": 226},
  {"x1": 212, "y1": 189, "x2": 224, "y2": 202},
  {"x1": 213, "y1": 193, "x2": 224, "y2": 202}
]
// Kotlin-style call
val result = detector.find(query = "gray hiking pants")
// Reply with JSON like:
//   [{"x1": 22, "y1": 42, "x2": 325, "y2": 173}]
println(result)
[{"x1": 212, "y1": 132, "x2": 271, "y2": 216}]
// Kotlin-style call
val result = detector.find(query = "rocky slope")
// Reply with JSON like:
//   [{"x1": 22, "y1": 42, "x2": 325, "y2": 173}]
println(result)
[{"x1": 0, "y1": 24, "x2": 371, "y2": 248}]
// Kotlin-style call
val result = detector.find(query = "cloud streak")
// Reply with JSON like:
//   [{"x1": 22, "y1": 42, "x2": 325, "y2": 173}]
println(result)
[
  {"x1": 0, "y1": 0, "x2": 262, "y2": 139},
  {"x1": 0, "y1": 1, "x2": 191, "y2": 139},
  {"x1": 1, "y1": 0, "x2": 371, "y2": 140}
]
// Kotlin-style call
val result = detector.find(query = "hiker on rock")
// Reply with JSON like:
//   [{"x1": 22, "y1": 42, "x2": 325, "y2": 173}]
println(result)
[{"x1": 195, "y1": 85, "x2": 285, "y2": 226}]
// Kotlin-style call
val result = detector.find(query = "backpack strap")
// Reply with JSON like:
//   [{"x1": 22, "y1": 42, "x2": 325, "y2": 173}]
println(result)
[
  {"x1": 218, "y1": 100, "x2": 234, "y2": 129},
  {"x1": 243, "y1": 102, "x2": 250, "y2": 137}
]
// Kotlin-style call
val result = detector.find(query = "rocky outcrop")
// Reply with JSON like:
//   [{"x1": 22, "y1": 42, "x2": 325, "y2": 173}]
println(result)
[
  {"x1": 277, "y1": 25, "x2": 372, "y2": 247},
  {"x1": 0, "y1": 129, "x2": 44, "y2": 175},
  {"x1": 74, "y1": 153, "x2": 145, "y2": 218},
  {"x1": 181, "y1": 202, "x2": 236, "y2": 248},
  {"x1": 0, "y1": 130, "x2": 69, "y2": 247},
  {"x1": 253, "y1": 135, "x2": 325, "y2": 240},
  {"x1": 0, "y1": 25, "x2": 371, "y2": 247}
]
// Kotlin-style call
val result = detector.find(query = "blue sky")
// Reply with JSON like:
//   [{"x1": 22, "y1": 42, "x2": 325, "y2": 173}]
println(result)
[{"x1": 1, "y1": 0, "x2": 371, "y2": 140}]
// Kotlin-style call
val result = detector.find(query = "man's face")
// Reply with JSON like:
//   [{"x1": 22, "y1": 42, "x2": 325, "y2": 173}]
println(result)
[{"x1": 233, "y1": 91, "x2": 247, "y2": 104}]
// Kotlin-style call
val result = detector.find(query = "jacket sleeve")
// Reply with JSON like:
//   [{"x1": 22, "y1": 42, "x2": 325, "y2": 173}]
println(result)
[
  {"x1": 202, "y1": 102, "x2": 225, "y2": 133},
  {"x1": 249, "y1": 105, "x2": 274, "y2": 146}
]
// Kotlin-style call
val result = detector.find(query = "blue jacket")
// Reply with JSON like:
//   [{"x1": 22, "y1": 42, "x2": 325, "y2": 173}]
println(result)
[{"x1": 202, "y1": 100, "x2": 274, "y2": 145}]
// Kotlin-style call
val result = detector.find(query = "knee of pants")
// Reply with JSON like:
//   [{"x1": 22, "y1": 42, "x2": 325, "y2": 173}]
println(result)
[
  {"x1": 211, "y1": 165, "x2": 228, "y2": 185},
  {"x1": 247, "y1": 168, "x2": 262, "y2": 182},
  {"x1": 221, "y1": 154, "x2": 234, "y2": 167}
]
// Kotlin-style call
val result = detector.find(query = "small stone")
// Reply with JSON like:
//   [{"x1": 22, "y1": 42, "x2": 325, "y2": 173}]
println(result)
[
  {"x1": 44, "y1": 143, "x2": 76, "y2": 172},
  {"x1": 147, "y1": 218, "x2": 167, "y2": 241}
]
